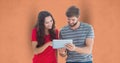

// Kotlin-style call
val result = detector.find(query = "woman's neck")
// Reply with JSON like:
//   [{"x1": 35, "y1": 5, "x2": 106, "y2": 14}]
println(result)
[{"x1": 45, "y1": 29, "x2": 49, "y2": 35}]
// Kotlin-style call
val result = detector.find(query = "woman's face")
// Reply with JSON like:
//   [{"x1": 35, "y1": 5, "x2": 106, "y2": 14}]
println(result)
[{"x1": 44, "y1": 16, "x2": 53, "y2": 30}]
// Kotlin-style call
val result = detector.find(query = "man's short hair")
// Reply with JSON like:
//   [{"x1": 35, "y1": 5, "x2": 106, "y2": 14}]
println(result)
[{"x1": 66, "y1": 6, "x2": 80, "y2": 18}]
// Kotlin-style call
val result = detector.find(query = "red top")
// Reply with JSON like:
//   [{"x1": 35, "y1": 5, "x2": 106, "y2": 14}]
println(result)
[{"x1": 32, "y1": 28, "x2": 58, "y2": 63}]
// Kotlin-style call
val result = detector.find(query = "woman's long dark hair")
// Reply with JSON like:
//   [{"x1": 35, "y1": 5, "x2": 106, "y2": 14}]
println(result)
[{"x1": 35, "y1": 11, "x2": 56, "y2": 48}]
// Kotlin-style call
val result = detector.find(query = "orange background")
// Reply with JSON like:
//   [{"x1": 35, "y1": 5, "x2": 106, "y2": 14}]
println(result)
[{"x1": 0, "y1": 0, "x2": 120, "y2": 63}]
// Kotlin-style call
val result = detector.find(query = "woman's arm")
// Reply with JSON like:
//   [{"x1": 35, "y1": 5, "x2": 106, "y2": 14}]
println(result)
[{"x1": 32, "y1": 41, "x2": 52, "y2": 55}]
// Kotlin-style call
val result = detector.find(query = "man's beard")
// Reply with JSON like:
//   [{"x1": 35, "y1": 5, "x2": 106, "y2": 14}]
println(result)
[{"x1": 69, "y1": 21, "x2": 78, "y2": 27}]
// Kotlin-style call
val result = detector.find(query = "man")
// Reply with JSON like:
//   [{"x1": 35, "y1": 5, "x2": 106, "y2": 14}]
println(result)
[{"x1": 58, "y1": 6, "x2": 95, "y2": 63}]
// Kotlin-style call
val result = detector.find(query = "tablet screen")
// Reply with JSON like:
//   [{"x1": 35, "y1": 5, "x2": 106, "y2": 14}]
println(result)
[{"x1": 52, "y1": 39, "x2": 73, "y2": 49}]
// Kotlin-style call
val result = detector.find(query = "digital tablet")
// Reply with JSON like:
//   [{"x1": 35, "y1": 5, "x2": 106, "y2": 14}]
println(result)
[{"x1": 52, "y1": 39, "x2": 73, "y2": 49}]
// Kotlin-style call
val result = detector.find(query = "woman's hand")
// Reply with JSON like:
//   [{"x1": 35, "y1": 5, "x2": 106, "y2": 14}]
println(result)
[{"x1": 46, "y1": 41, "x2": 52, "y2": 46}]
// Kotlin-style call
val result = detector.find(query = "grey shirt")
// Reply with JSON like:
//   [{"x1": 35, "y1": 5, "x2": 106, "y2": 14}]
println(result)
[{"x1": 60, "y1": 22, "x2": 94, "y2": 62}]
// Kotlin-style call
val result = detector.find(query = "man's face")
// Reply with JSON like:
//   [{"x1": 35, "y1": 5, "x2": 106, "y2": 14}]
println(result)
[{"x1": 67, "y1": 16, "x2": 79, "y2": 27}]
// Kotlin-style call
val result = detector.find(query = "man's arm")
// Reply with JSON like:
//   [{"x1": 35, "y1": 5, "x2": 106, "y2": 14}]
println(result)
[
  {"x1": 75, "y1": 38, "x2": 94, "y2": 54},
  {"x1": 58, "y1": 48, "x2": 67, "y2": 57},
  {"x1": 65, "y1": 38, "x2": 94, "y2": 54}
]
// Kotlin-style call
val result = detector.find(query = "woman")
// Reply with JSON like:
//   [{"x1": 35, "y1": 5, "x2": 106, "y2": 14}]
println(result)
[{"x1": 31, "y1": 11, "x2": 58, "y2": 63}]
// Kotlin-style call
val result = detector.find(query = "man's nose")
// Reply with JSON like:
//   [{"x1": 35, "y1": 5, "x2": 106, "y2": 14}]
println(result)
[{"x1": 69, "y1": 20, "x2": 73, "y2": 23}]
